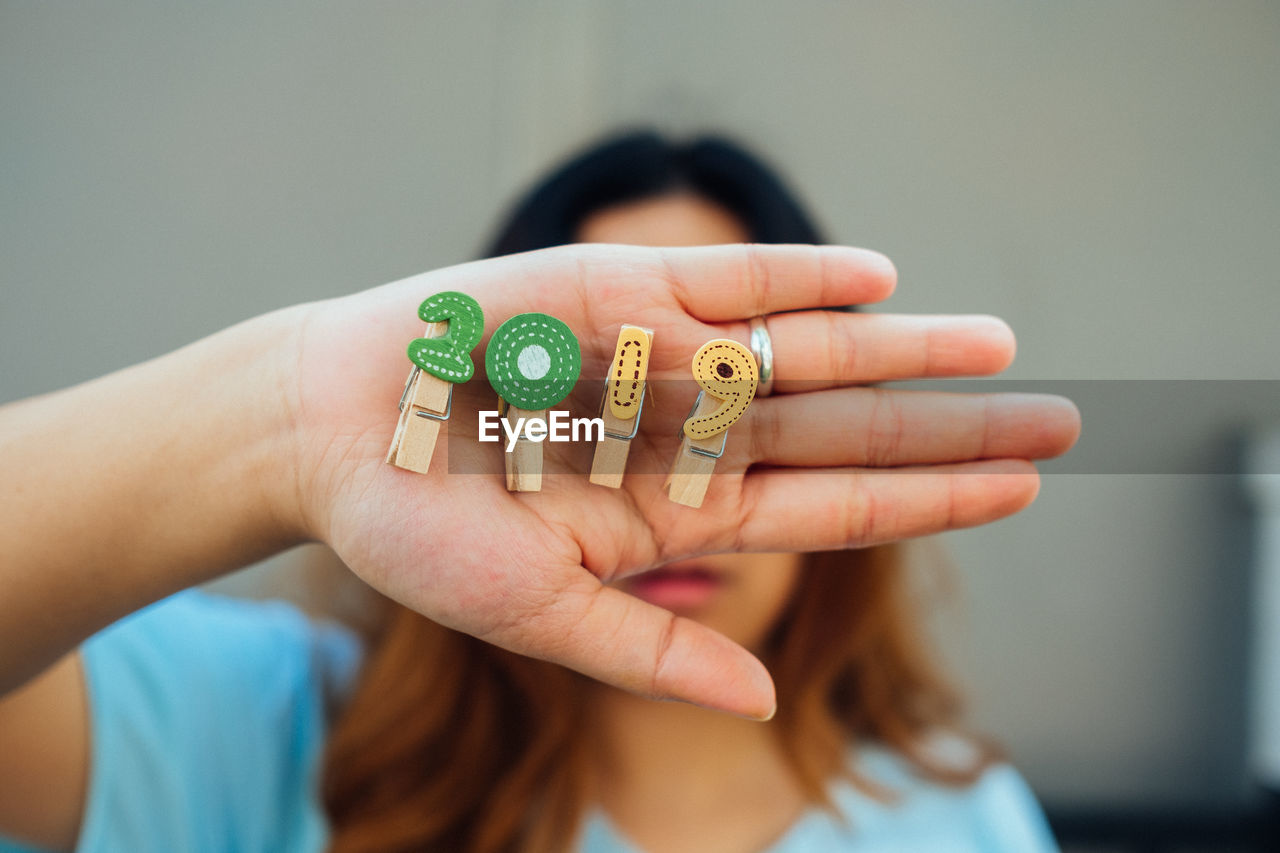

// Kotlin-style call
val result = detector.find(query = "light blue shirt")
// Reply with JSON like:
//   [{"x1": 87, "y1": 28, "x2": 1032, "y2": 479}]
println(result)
[{"x1": 0, "y1": 592, "x2": 1059, "y2": 852}]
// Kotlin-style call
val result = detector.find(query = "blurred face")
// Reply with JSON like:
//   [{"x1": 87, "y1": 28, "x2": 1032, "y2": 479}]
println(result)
[
  {"x1": 577, "y1": 192, "x2": 751, "y2": 246},
  {"x1": 576, "y1": 192, "x2": 802, "y2": 652}
]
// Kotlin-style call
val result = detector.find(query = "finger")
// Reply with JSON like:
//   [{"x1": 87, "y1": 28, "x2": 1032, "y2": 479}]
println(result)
[
  {"x1": 658, "y1": 244, "x2": 898, "y2": 321},
  {"x1": 733, "y1": 459, "x2": 1042, "y2": 552},
  {"x1": 738, "y1": 389, "x2": 1081, "y2": 468},
  {"x1": 489, "y1": 575, "x2": 777, "y2": 720},
  {"x1": 726, "y1": 312, "x2": 1017, "y2": 392}
]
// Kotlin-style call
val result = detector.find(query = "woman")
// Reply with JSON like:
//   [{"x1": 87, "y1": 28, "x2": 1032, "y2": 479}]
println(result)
[
  {"x1": 0, "y1": 133, "x2": 1077, "y2": 852},
  {"x1": 322, "y1": 132, "x2": 1059, "y2": 852}
]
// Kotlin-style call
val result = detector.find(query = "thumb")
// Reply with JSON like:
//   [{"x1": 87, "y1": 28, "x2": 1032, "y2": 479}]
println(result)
[{"x1": 494, "y1": 577, "x2": 777, "y2": 720}]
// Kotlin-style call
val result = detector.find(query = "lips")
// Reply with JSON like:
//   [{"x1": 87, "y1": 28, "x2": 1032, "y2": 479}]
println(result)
[{"x1": 625, "y1": 564, "x2": 724, "y2": 612}]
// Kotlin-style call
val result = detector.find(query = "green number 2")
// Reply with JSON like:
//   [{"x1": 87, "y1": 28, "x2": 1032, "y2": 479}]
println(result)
[{"x1": 407, "y1": 291, "x2": 485, "y2": 383}]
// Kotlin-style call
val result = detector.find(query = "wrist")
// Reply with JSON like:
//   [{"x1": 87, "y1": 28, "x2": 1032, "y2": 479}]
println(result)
[
  {"x1": 131, "y1": 302, "x2": 316, "y2": 587},
  {"x1": 211, "y1": 303, "x2": 315, "y2": 550}
]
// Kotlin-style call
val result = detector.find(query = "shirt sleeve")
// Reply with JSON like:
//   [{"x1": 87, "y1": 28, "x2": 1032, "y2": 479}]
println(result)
[
  {"x1": 824, "y1": 746, "x2": 1062, "y2": 852},
  {"x1": 963, "y1": 764, "x2": 1060, "y2": 852},
  {"x1": 0, "y1": 591, "x2": 361, "y2": 853}
]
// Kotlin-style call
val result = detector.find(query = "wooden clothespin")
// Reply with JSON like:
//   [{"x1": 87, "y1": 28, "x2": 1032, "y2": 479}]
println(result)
[
  {"x1": 485, "y1": 312, "x2": 582, "y2": 492},
  {"x1": 386, "y1": 291, "x2": 484, "y2": 474},
  {"x1": 590, "y1": 324, "x2": 654, "y2": 488},
  {"x1": 665, "y1": 339, "x2": 758, "y2": 508}
]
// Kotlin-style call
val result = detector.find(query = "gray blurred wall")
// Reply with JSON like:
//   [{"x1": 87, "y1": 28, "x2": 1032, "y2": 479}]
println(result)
[{"x1": 4, "y1": 1, "x2": 1279, "y2": 810}]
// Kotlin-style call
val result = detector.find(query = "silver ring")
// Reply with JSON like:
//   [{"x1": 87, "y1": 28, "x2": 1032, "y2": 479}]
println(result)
[{"x1": 749, "y1": 316, "x2": 775, "y2": 397}]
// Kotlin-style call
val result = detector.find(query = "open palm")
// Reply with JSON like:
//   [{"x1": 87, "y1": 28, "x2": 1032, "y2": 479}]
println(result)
[{"x1": 290, "y1": 244, "x2": 1078, "y2": 718}]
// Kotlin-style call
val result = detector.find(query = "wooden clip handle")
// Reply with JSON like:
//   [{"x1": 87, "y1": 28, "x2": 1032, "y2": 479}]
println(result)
[
  {"x1": 504, "y1": 405, "x2": 546, "y2": 492},
  {"x1": 664, "y1": 391, "x2": 723, "y2": 508},
  {"x1": 387, "y1": 321, "x2": 450, "y2": 473}
]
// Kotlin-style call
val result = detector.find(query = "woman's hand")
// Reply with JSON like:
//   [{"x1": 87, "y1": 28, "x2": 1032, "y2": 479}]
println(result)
[{"x1": 292, "y1": 244, "x2": 1080, "y2": 719}]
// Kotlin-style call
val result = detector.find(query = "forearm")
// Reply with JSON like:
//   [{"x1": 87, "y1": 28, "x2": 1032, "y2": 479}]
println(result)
[{"x1": 0, "y1": 305, "x2": 309, "y2": 695}]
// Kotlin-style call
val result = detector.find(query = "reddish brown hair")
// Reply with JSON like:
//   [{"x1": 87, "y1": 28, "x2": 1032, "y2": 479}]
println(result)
[{"x1": 322, "y1": 544, "x2": 995, "y2": 853}]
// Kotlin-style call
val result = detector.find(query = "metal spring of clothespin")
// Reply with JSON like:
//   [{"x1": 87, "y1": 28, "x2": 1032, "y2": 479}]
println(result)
[
  {"x1": 400, "y1": 366, "x2": 452, "y2": 422},
  {"x1": 680, "y1": 390, "x2": 727, "y2": 460}
]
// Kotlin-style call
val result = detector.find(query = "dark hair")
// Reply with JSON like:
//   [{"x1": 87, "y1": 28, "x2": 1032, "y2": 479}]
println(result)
[{"x1": 482, "y1": 130, "x2": 826, "y2": 257}]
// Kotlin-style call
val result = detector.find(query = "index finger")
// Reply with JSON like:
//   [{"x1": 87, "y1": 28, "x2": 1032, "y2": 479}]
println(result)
[{"x1": 658, "y1": 244, "x2": 898, "y2": 322}]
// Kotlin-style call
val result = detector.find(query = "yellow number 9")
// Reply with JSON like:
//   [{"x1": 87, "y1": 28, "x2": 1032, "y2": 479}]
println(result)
[{"x1": 682, "y1": 339, "x2": 759, "y2": 440}]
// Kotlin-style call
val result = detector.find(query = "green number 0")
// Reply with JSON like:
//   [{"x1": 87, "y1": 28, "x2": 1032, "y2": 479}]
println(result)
[
  {"x1": 407, "y1": 291, "x2": 485, "y2": 383},
  {"x1": 485, "y1": 313, "x2": 582, "y2": 410}
]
